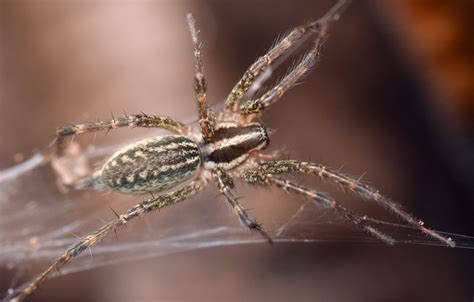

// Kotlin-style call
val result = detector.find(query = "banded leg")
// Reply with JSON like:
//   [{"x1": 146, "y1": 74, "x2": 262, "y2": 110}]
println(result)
[
  {"x1": 186, "y1": 13, "x2": 215, "y2": 142},
  {"x1": 241, "y1": 160, "x2": 455, "y2": 247},
  {"x1": 5, "y1": 177, "x2": 205, "y2": 302},
  {"x1": 225, "y1": 0, "x2": 349, "y2": 113},
  {"x1": 240, "y1": 50, "x2": 317, "y2": 115},
  {"x1": 55, "y1": 113, "x2": 187, "y2": 154},
  {"x1": 212, "y1": 169, "x2": 272, "y2": 243},
  {"x1": 266, "y1": 176, "x2": 395, "y2": 245}
]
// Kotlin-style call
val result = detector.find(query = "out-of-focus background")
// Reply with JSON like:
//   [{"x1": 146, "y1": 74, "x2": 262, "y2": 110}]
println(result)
[{"x1": 1, "y1": 0, "x2": 473, "y2": 301}]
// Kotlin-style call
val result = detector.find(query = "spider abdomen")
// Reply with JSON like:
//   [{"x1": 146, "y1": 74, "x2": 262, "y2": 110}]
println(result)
[{"x1": 99, "y1": 135, "x2": 201, "y2": 194}]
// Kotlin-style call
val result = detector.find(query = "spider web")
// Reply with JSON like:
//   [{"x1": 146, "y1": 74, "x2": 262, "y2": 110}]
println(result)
[{"x1": 1, "y1": 125, "x2": 473, "y2": 294}]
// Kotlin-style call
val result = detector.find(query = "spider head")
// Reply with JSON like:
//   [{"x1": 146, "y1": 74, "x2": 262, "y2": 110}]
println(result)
[{"x1": 204, "y1": 123, "x2": 269, "y2": 169}]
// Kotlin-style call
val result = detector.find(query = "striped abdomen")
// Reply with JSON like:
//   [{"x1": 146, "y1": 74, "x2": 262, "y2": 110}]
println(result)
[{"x1": 100, "y1": 135, "x2": 201, "y2": 194}]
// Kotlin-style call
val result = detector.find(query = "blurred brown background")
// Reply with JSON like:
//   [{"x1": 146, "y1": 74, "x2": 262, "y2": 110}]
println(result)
[{"x1": 1, "y1": 0, "x2": 473, "y2": 301}]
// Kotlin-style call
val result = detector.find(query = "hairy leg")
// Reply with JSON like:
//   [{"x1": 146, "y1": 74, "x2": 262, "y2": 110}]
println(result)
[
  {"x1": 55, "y1": 113, "x2": 187, "y2": 155},
  {"x1": 267, "y1": 175, "x2": 396, "y2": 244},
  {"x1": 212, "y1": 168, "x2": 272, "y2": 243},
  {"x1": 186, "y1": 13, "x2": 216, "y2": 142},
  {"x1": 225, "y1": 0, "x2": 349, "y2": 113},
  {"x1": 241, "y1": 159, "x2": 455, "y2": 247},
  {"x1": 5, "y1": 177, "x2": 206, "y2": 302},
  {"x1": 239, "y1": 50, "x2": 317, "y2": 115}
]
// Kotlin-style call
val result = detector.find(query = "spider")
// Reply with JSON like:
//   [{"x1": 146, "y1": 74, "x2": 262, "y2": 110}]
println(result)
[{"x1": 4, "y1": 0, "x2": 455, "y2": 301}]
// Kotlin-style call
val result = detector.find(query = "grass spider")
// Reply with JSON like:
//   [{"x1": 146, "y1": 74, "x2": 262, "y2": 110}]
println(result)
[{"x1": 4, "y1": 0, "x2": 455, "y2": 301}]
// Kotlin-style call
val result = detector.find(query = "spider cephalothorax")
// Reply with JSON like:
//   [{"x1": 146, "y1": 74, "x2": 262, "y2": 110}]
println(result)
[
  {"x1": 203, "y1": 123, "x2": 269, "y2": 169},
  {"x1": 5, "y1": 1, "x2": 454, "y2": 301}
]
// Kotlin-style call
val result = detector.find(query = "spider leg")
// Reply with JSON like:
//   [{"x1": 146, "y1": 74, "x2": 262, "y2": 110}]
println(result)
[
  {"x1": 241, "y1": 159, "x2": 455, "y2": 247},
  {"x1": 224, "y1": 0, "x2": 349, "y2": 113},
  {"x1": 55, "y1": 113, "x2": 187, "y2": 155},
  {"x1": 266, "y1": 176, "x2": 396, "y2": 245},
  {"x1": 212, "y1": 168, "x2": 272, "y2": 244},
  {"x1": 239, "y1": 46, "x2": 318, "y2": 115},
  {"x1": 4, "y1": 177, "x2": 206, "y2": 302},
  {"x1": 186, "y1": 13, "x2": 216, "y2": 142}
]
